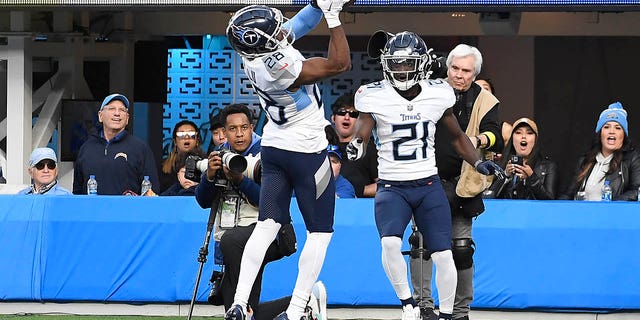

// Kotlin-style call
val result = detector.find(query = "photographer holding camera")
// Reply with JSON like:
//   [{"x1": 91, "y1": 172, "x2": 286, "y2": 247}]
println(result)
[{"x1": 194, "y1": 104, "x2": 324, "y2": 320}]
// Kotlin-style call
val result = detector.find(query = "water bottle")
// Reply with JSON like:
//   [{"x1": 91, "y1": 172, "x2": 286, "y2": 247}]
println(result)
[
  {"x1": 141, "y1": 175, "x2": 152, "y2": 196},
  {"x1": 601, "y1": 180, "x2": 612, "y2": 202},
  {"x1": 87, "y1": 175, "x2": 98, "y2": 195}
]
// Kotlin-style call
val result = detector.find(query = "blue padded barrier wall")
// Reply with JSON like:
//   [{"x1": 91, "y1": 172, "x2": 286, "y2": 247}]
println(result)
[{"x1": 1, "y1": 196, "x2": 640, "y2": 311}]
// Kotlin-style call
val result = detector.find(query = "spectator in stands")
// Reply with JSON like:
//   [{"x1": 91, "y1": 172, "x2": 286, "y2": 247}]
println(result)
[
  {"x1": 327, "y1": 144, "x2": 355, "y2": 198},
  {"x1": 486, "y1": 118, "x2": 557, "y2": 199},
  {"x1": 330, "y1": 93, "x2": 378, "y2": 198},
  {"x1": 411, "y1": 44, "x2": 504, "y2": 320},
  {"x1": 208, "y1": 113, "x2": 227, "y2": 153},
  {"x1": 160, "y1": 152, "x2": 199, "y2": 196},
  {"x1": 72, "y1": 93, "x2": 159, "y2": 195},
  {"x1": 18, "y1": 147, "x2": 71, "y2": 195},
  {"x1": 195, "y1": 103, "x2": 325, "y2": 320},
  {"x1": 560, "y1": 102, "x2": 640, "y2": 201},
  {"x1": 160, "y1": 120, "x2": 206, "y2": 193}
]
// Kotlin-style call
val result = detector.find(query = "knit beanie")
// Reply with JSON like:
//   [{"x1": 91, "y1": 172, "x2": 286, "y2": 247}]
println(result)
[{"x1": 595, "y1": 102, "x2": 628, "y2": 136}]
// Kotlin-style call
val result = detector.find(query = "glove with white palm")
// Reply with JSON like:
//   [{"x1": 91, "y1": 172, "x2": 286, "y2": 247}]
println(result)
[
  {"x1": 346, "y1": 137, "x2": 365, "y2": 161},
  {"x1": 315, "y1": 0, "x2": 350, "y2": 28},
  {"x1": 474, "y1": 160, "x2": 505, "y2": 177}
]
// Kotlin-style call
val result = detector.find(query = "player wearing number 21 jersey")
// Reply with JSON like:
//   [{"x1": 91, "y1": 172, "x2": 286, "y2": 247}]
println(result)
[
  {"x1": 355, "y1": 78, "x2": 453, "y2": 181},
  {"x1": 346, "y1": 31, "x2": 500, "y2": 320}
]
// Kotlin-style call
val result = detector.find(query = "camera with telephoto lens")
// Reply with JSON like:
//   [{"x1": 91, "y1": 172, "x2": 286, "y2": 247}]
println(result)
[
  {"x1": 510, "y1": 154, "x2": 523, "y2": 166},
  {"x1": 184, "y1": 150, "x2": 262, "y2": 185}
]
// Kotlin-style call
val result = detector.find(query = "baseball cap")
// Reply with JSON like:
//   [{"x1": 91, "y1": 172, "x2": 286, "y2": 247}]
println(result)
[
  {"x1": 511, "y1": 117, "x2": 538, "y2": 136},
  {"x1": 327, "y1": 144, "x2": 342, "y2": 159},
  {"x1": 100, "y1": 93, "x2": 130, "y2": 111},
  {"x1": 29, "y1": 147, "x2": 57, "y2": 167}
]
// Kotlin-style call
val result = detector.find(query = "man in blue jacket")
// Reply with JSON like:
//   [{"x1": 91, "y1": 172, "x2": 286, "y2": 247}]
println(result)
[{"x1": 72, "y1": 93, "x2": 159, "y2": 195}]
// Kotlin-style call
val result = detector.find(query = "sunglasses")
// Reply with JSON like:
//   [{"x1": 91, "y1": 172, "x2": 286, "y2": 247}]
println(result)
[
  {"x1": 176, "y1": 131, "x2": 197, "y2": 139},
  {"x1": 34, "y1": 160, "x2": 56, "y2": 170},
  {"x1": 335, "y1": 109, "x2": 359, "y2": 118}
]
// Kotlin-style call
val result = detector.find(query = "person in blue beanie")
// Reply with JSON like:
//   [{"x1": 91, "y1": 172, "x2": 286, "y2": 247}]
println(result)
[
  {"x1": 560, "y1": 102, "x2": 640, "y2": 201},
  {"x1": 18, "y1": 147, "x2": 71, "y2": 195}
]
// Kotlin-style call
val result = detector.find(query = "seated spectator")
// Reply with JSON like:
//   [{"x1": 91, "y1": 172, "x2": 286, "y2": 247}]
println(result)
[
  {"x1": 330, "y1": 92, "x2": 378, "y2": 198},
  {"x1": 208, "y1": 113, "x2": 227, "y2": 153},
  {"x1": 560, "y1": 102, "x2": 640, "y2": 201},
  {"x1": 18, "y1": 147, "x2": 71, "y2": 195},
  {"x1": 72, "y1": 93, "x2": 159, "y2": 195},
  {"x1": 160, "y1": 152, "x2": 199, "y2": 196},
  {"x1": 486, "y1": 118, "x2": 557, "y2": 199},
  {"x1": 327, "y1": 145, "x2": 355, "y2": 198},
  {"x1": 160, "y1": 120, "x2": 206, "y2": 193}
]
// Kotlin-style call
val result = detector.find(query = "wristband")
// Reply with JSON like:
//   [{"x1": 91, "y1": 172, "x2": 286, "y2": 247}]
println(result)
[{"x1": 473, "y1": 159, "x2": 482, "y2": 168}]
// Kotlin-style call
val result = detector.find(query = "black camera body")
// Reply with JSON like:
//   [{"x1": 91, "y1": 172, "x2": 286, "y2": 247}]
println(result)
[
  {"x1": 510, "y1": 154, "x2": 523, "y2": 165},
  {"x1": 185, "y1": 155, "x2": 207, "y2": 182}
]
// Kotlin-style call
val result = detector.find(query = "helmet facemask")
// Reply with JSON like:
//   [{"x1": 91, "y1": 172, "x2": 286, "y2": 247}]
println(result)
[{"x1": 380, "y1": 32, "x2": 431, "y2": 91}]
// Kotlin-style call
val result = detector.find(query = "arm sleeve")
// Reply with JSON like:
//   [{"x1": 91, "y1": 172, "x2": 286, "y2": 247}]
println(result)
[
  {"x1": 478, "y1": 103, "x2": 503, "y2": 152},
  {"x1": 526, "y1": 160, "x2": 557, "y2": 200},
  {"x1": 195, "y1": 173, "x2": 222, "y2": 209},
  {"x1": 283, "y1": 4, "x2": 323, "y2": 40}
]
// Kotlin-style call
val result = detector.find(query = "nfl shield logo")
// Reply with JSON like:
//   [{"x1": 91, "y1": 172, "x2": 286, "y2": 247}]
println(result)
[{"x1": 407, "y1": 104, "x2": 413, "y2": 111}]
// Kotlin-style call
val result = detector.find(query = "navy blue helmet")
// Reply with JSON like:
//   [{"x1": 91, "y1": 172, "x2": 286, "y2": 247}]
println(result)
[
  {"x1": 381, "y1": 31, "x2": 432, "y2": 91},
  {"x1": 226, "y1": 5, "x2": 294, "y2": 59}
]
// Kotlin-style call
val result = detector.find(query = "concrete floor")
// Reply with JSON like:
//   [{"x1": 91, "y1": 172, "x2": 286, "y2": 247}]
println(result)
[{"x1": 1, "y1": 303, "x2": 639, "y2": 320}]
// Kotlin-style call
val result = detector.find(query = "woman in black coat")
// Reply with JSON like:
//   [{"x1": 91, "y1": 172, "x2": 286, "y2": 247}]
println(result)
[
  {"x1": 559, "y1": 102, "x2": 640, "y2": 201},
  {"x1": 487, "y1": 117, "x2": 557, "y2": 200}
]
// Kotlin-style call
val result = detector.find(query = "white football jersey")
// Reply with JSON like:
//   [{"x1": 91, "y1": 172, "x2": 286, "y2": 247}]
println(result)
[
  {"x1": 355, "y1": 79, "x2": 455, "y2": 181},
  {"x1": 242, "y1": 46, "x2": 329, "y2": 153}
]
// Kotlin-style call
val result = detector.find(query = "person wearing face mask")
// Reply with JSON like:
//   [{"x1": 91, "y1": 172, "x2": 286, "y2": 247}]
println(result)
[
  {"x1": 487, "y1": 118, "x2": 557, "y2": 199},
  {"x1": 559, "y1": 102, "x2": 640, "y2": 201}
]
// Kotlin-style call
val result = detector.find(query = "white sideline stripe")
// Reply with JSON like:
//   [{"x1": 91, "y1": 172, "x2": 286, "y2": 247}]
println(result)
[{"x1": 0, "y1": 303, "x2": 639, "y2": 320}]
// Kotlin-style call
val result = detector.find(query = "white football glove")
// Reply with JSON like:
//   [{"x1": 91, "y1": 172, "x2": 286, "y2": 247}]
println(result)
[
  {"x1": 316, "y1": 0, "x2": 349, "y2": 28},
  {"x1": 346, "y1": 137, "x2": 365, "y2": 161}
]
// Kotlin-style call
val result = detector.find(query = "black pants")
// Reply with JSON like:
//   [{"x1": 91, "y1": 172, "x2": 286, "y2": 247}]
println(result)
[{"x1": 219, "y1": 224, "x2": 290, "y2": 320}]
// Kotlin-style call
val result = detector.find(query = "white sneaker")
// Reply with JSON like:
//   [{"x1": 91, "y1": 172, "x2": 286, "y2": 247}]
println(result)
[
  {"x1": 307, "y1": 281, "x2": 327, "y2": 320},
  {"x1": 401, "y1": 305, "x2": 421, "y2": 320}
]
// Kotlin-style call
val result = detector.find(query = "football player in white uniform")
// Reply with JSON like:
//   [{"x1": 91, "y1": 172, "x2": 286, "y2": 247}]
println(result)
[
  {"x1": 346, "y1": 32, "x2": 501, "y2": 320},
  {"x1": 224, "y1": 1, "x2": 351, "y2": 320}
]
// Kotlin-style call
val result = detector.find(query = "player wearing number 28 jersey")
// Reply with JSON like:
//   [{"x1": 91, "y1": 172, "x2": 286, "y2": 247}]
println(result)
[
  {"x1": 224, "y1": 2, "x2": 351, "y2": 320},
  {"x1": 346, "y1": 31, "x2": 500, "y2": 320}
]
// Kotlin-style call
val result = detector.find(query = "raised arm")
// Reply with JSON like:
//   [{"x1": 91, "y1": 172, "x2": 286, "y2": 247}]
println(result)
[{"x1": 292, "y1": 0, "x2": 351, "y2": 87}]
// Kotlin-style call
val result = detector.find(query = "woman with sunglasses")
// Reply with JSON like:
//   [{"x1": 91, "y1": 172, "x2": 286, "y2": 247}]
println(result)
[
  {"x1": 18, "y1": 147, "x2": 71, "y2": 195},
  {"x1": 160, "y1": 120, "x2": 206, "y2": 194}
]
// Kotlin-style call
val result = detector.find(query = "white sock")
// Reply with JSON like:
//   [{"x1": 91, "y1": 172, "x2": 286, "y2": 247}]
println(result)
[
  {"x1": 232, "y1": 219, "x2": 281, "y2": 308},
  {"x1": 381, "y1": 236, "x2": 412, "y2": 300},
  {"x1": 286, "y1": 231, "x2": 333, "y2": 320},
  {"x1": 431, "y1": 250, "x2": 457, "y2": 315}
]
